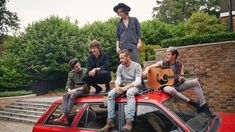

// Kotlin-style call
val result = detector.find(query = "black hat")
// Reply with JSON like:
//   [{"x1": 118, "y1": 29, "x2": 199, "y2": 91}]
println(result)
[{"x1": 113, "y1": 3, "x2": 131, "y2": 13}]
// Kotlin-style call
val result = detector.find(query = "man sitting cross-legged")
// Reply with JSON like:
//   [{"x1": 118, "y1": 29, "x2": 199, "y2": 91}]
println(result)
[
  {"x1": 53, "y1": 58, "x2": 90, "y2": 125},
  {"x1": 100, "y1": 49, "x2": 142, "y2": 132}
]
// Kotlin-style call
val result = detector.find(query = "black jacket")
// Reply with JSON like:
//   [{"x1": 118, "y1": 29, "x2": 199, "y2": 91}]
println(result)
[{"x1": 87, "y1": 51, "x2": 110, "y2": 72}]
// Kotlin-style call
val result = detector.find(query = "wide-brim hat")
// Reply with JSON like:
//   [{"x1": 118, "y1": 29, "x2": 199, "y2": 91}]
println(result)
[{"x1": 113, "y1": 3, "x2": 131, "y2": 13}]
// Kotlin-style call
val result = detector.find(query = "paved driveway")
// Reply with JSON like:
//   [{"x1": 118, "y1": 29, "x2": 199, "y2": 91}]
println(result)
[{"x1": 0, "y1": 119, "x2": 34, "y2": 132}]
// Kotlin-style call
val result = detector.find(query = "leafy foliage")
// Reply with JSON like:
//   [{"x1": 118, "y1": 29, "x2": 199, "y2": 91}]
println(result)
[
  {"x1": 185, "y1": 12, "x2": 226, "y2": 36},
  {"x1": 0, "y1": 0, "x2": 20, "y2": 37},
  {"x1": 161, "y1": 32, "x2": 235, "y2": 47},
  {"x1": 79, "y1": 17, "x2": 119, "y2": 72},
  {"x1": 141, "y1": 19, "x2": 174, "y2": 45},
  {"x1": 153, "y1": 0, "x2": 220, "y2": 24},
  {"x1": 0, "y1": 16, "x2": 87, "y2": 90}
]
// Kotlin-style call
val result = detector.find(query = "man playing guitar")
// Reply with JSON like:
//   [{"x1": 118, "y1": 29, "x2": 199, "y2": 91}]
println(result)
[{"x1": 143, "y1": 47, "x2": 211, "y2": 116}]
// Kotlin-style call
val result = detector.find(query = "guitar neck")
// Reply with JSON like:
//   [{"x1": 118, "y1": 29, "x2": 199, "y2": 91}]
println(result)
[{"x1": 168, "y1": 74, "x2": 204, "y2": 79}]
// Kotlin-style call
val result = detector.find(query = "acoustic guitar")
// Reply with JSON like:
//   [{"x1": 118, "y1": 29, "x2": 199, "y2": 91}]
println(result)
[{"x1": 147, "y1": 68, "x2": 207, "y2": 89}]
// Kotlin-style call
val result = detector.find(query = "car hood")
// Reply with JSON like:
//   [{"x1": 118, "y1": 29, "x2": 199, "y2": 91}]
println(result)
[{"x1": 217, "y1": 112, "x2": 235, "y2": 132}]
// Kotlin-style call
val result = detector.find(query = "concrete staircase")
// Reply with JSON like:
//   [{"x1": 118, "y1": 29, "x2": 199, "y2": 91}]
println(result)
[{"x1": 0, "y1": 100, "x2": 51, "y2": 124}]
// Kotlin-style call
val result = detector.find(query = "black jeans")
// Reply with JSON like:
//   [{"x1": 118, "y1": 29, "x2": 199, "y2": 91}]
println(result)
[
  {"x1": 62, "y1": 90, "x2": 86, "y2": 116},
  {"x1": 82, "y1": 70, "x2": 112, "y2": 93}
]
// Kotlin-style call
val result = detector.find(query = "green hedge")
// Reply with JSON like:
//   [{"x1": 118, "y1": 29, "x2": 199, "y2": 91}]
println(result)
[
  {"x1": 0, "y1": 90, "x2": 32, "y2": 97},
  {"x1": 160, "y1": 32, "x2": 235, "y2": 47}
]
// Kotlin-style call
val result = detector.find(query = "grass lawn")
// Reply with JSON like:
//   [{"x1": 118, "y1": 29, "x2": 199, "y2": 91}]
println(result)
[{"x1": 0, "y1": 90, "x2": 33, "y2": 97}]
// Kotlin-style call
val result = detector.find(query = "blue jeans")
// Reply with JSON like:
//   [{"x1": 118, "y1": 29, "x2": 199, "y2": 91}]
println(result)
[
  {"x1": 107, "y1": 87, "x2": 139, "y2": 121},
  {"x1": 127, "y1": 49, "x2": 139, "y2": 63}
]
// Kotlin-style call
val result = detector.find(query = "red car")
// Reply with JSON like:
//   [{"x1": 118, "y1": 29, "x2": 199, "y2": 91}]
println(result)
[{"x1": 33, "y1": 90, "x2": 235, "y2": 132}]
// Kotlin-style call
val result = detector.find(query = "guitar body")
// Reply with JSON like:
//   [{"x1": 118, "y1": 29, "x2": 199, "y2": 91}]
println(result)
[{"x1": 148, "y1": 68, "x2": 175, "y2": 89}]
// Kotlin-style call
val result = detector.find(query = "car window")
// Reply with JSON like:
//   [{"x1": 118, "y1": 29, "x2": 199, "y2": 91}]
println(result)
[
  {"x1": 44, "y1": 103, "x2": 84, "y2": 127},
  {"x1": 124, "y1": 103, "x2": 183, "y2": 132},
  {"x1": 162, "y1": 98, "x2": 197, "y2": 122},
  {"x1": 162, "y1": 98, "x2": 209, "y2": 131},
  {"x1": 77, "y1": 103, "x2": 118, "y2": 131}
]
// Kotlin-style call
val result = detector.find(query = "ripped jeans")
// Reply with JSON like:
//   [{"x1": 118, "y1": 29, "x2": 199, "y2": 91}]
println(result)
[
  {"x1": 163, "y1": 79, "x2": 206, "y2": 106},
  {"x1": 107, "y1": 87, "x2": 139, "y2": 121}
]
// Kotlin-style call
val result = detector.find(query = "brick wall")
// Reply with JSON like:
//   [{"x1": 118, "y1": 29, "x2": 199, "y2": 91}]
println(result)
[
  {"x1": 144, "y1": 41, "x2": 235, "y2": 113},
  {"x1": 221, "y1": 16, "x2": 235, "y2": 31}
]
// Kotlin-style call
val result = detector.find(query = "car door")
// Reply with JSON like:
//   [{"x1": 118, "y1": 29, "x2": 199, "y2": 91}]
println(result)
[
  {"x1": 119, "y1": 102, "x2": 184, "y2": 132},
  {"x1": 34, "y1": 103, "x2": 87, "y2": 132},
  {"x1": 73, "y1": 102, "x2": 120, "y2": 132}
]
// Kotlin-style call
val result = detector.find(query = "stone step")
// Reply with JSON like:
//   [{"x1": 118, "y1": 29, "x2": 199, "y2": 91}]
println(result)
[
  {"x1": 16, "y1": 100, "x2": 52, "y2": 105},
  {"x1": 0, "y1": 110, "x2": 40, "y2": 120},
  {"x1": 12, "y1": 101, "x2": 51, "y2": 108},
  {"x1": 1, "y1": 108, "x2": 45, "y2": 116},
  {"x1": 6, "y1": 104, "x2": 47, "y2": 112},
  {"x1": 0, "y1": 114, "x2": 37, "y2": 124}
]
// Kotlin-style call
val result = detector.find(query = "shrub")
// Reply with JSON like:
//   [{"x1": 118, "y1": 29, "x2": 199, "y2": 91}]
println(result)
[
  {"x1": 79, "y1": 17, "x2": 119, "y2": 72},
  {"x1": 185, "y1": 11, "x2": 226, "y2": 36},
  {"x1": 0, "y1": 16, "x2": 87, "y2": 90},
  {"x1": 161, "y1": 32, "x2": 235, "y2": 47},
  {"x1": 141, "y1": 19, "x2": 174, "y2": 44},
  {"x1": 140, "y1": 44, "x2": 161, "y2": 64}
]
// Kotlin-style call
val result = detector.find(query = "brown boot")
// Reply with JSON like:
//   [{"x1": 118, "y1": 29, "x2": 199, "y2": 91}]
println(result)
[
  {"x1": 123, "y1": 119, "x2": 132, "y2": 132},
  {"x1": 99, "y1": 119, "x2": 115, "y2": 132},
  {"x1": 53, "y1": 113, "x2": 68, "y2": 125}
]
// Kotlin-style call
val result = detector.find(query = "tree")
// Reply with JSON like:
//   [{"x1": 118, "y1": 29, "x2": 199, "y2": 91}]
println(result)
[
  {"x1": 141, "y1": 19, "x2": 174, "y2": 45},
  {"x1": 0, "y1": 0, "x2": 20, "y2": 37},
  {"x1": 153, "y1": 0, "x2": 220, "y2": 24},
  {"x1": 185, "y1": 12, "x2": 225, "y2": 36},
  {"x1": 0, "y1": 16, "x2": 87, "y2": 90},
  {"x1": 79, "y1": 17, "x2": 119, "y2": 72}
]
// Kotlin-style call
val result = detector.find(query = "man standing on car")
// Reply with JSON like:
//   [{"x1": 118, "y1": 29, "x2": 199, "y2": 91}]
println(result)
[
  {"x1": 53, "y1": 58, "x2": 90, "y2": 125},
  {"x1": 114, "y1": 3, "x2": 147, "y2": 90},
  {"x1": 114, "y1": 3, "x2": 142, "y2": 62},
  {"x1": 100, "y1": 49, "x2": 142, "y2": 132}
]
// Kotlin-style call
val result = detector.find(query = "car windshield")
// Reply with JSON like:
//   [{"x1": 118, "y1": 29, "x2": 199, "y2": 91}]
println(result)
[{"x1": 162, "y1": 97, "x2": 211, "y2": 131}]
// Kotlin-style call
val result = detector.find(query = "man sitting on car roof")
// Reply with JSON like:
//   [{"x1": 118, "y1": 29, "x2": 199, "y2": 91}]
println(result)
[{"x1": 52, "y1": 58, "x2": 90, "y2": 125}]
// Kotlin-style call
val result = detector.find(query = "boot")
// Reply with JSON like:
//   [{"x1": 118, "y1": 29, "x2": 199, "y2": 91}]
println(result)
[
  {"x1": 198, "y1": 103, "x2": 212, "y2": 116},
  {"x1": 100, "y1": 119, "x2": 115, "y2": 132},
  {"x1": 93, "y1": 84, "x2": 102, "y2": 94},
  {"x1": 53, "y1": 113, "x2": 68, "y2": 125},
  {"x1": 188, "y1": 99, "x2": 199, "y2": 108},
  {"x1": 123, "y1": 119, "x2": 132, "y2": 132},
  {"x1": 105, "y1": 82, "x2": 111, "y2": 93}
]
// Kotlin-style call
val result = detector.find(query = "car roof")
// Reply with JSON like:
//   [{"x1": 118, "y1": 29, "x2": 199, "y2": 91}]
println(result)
[{"x1": 53, "y1": 90, "x2": 171, "y2": 104}]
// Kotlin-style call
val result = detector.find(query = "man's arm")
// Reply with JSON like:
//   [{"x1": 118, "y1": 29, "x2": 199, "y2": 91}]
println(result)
[
  {"x1": 116, "y1": 41, "x2": 120, "y2": 54},
  {"x1": 65, "y1": 73, "x2": 73, "y2": 92},
  {"x1": 116, "y1": 24, "x2": 121, "y2": 54},
  {"x1": 179, "y1": 63, "x2": 185, "y2": 83},
  {"x1": 87, "y1": 56, "x2": 93, "y2": 72},
  {"x1": 143, "y1": 61, "x2": 163, "y2": 77},
  {"x1": 115, "y1": 65, "x2": 122, "y2": 87},
  {"x1": 99, "y1": 53, "x2": 110, "y2": 71},
  {"x1": 135, "y1": 18, "x2": 142, "y2": 50}
]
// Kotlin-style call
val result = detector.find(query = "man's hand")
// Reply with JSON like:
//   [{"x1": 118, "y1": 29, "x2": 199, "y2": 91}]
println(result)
[
  {"x1": 179, "y1": 75, "x2": 185, "y2": 83},
  {"x1": 142, "y1": 70, "x2": 149, "y2": 78},
  {"x1": 115, "y1": 87, "x2": 123, "y2": 94},
  {"x1": 89, "y1": 69, "x2": 96, "y2": 76},
  {"x1": 137, "y1": 42, "x2": 142, "y2": 50},
  {"x1": 67, "y1": 88, "x2": 73, "y2": 95},
  {"x1": 116, "y1": 47, "x2": 120, "y2": 54}
]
